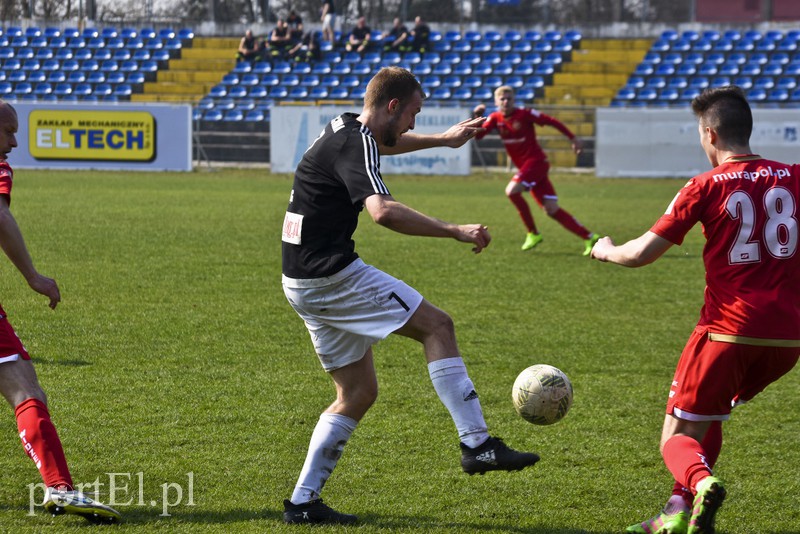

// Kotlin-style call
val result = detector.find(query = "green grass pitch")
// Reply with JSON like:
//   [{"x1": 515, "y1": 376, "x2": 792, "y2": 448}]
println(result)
[{"x1": 0, "y1": 168, "x2": 796, "y2": 532}]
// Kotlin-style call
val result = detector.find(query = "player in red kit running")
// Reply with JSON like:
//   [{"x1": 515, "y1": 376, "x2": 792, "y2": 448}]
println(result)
[
  {"x1": 473, "y1": 86, "x2": 599, "y2": 254},
  {"x1": 592, "y1": 86, "x2": 800, "y2": 534},
  {"x1": 0, "y1": 101, "x2": 120, "y2": 524}
]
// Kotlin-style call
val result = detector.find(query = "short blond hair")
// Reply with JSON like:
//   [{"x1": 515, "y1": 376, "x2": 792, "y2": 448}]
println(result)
[{"x1": 494, "y1": 85, "x2": 514, "y2": 98}]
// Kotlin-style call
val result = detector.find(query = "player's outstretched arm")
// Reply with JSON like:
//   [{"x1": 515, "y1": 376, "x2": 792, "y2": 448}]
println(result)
[
  {"x1": 380, "y1": 117, "x2": 485, "y2": 155},
  {"x1": 0, "y1": 197, "x2": 60, "y2": 308},
  {"x1": 590, "y1": 231, "x2": 673, "y2": 267},
  {"x1": 365, "y1": 194, "x2": 490, "y2": 253}
]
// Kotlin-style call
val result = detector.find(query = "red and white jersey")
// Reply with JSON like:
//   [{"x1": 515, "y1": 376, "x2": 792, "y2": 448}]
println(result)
[
  {"x1": 0, "y1": 160, "x2": 12, "y2": 200},
  {"x1": 651, "y1": 155, "x2": 800, "y2": 342},
  {"x1": 476, "y1": 108, "x2": 574, "y2": 170}
]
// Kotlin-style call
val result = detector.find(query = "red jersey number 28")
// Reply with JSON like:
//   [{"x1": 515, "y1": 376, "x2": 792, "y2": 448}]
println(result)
[{"x1": 726, "y1": 186, "x2": 798, "y2": 264}]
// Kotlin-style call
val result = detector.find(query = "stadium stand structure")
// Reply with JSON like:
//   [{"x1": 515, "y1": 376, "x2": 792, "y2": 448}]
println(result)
[
  {"x1": 612, "y1": 28, "x2": 800, "y2": 108},
  {"x1": 192, "y1": 29, "x2": 640, "y2": 166}
]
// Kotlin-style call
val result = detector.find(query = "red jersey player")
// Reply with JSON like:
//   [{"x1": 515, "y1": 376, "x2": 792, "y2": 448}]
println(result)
[
  {"x1": 592, "y1": 86, "x2": 799, "y2": 534},
  {"x1": 473, "y1": 85, "x2": 599, "y2": 254},
  {"x1": 0, "y1": 102, "x2": 120, "y2": 523}
]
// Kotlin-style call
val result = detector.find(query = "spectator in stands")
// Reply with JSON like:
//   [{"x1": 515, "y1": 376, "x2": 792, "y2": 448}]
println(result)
[
  {"x1": 287, "y1": 9, "x2": 304, "y2": 43},
  {"x1": 381, "y1": 17, "x2": 409, "y2": 52},
  {"x1": 320, "y1": 0, "x2": 336, "y2": 42},
  {"x1": 410, "y1": 16, "x2": 430, "y2": 53},
  {"x1": 346, "y1": 16, "x2": 372, "y2": 53},
  {"x1": 266, "y1": 19, "x2": 293, "y2": 58},
  {"x1": 288, "y1": 30, "x2": 322, "y2": 63},
  {"x1": 237, "y1": 29, "x2": 261, "y2": 62}
]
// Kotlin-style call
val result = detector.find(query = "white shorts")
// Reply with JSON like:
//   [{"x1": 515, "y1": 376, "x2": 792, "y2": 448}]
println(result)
[
  {"x1": 283, "y1": 259, "x2": 423, "y2": 371},
  {"x1": 322, "y1": 13, "x2": 336, "y2": 31}
]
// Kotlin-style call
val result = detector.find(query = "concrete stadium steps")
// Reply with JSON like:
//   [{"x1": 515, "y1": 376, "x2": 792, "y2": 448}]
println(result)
[
  {"x1": 135, "y1": 37, "x2": 238, "y2": 103},
  {"x1": 539, "y1": 38, "x2": 652, "y2": 107}
]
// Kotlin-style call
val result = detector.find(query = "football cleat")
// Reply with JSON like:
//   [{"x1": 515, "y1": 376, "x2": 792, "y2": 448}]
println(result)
[
  {"x1": 283, "y1": 498, "x2": 357, "y2": 525},
  {"x1": 43, "y1": 487, "x2": 121, "y2": 524},
  {"x1": 521, "y1": 232, "x2": 543, "y2": 251},
  {"x1": 583, "y1": 233, "x2": 601, "y2": 256},
  {"x1": 688, "y1": 476, "x2": 726, "y2": 534},
  {"x1": 626, "y1": 509, "x2": 689, "y2": 534},
  {"x1": 460, "y1": 436, "x2": 539, "y2": 475}
]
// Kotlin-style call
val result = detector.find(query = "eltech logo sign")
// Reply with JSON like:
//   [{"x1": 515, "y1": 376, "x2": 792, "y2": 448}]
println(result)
[{"x1": 29, "y1": 109, "x2": 156, "y2": 162}]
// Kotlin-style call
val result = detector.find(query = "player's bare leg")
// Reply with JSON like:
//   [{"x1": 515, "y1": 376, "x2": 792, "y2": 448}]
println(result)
[{"x1": 396, "y1": 300, "x2": 539, "y2": 474}]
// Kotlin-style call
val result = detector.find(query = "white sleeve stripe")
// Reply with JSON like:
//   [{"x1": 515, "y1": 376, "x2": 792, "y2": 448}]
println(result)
[{"x1": 359, "y1": 126, "x2": 388, "y2": 194}]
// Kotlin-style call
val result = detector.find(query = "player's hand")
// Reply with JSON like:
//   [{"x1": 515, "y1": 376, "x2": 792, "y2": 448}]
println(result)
[
  {"x1": 590, "y1": 236, "x2": 614, "y2": 262},
  {"x1": 27, "y1": 273, "x2": 61, "y2": 309},
  {"x1": 571, "y1": 137, "x2": 583, "y2": 155},
  {"x1": 457, "y1": 224, "x2": 491, "y2": 254},
  {"x1": 473, "y1": 104, "x2": 486, "y2": 118},
  {"x1": 442, "y1": 117, "x2": 484, "y2": 148}
]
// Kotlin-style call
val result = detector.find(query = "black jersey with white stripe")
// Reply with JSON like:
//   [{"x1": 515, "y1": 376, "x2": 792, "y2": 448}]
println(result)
[{"x1": 282, "y1": 113, "x2": 390, "y2": 279}]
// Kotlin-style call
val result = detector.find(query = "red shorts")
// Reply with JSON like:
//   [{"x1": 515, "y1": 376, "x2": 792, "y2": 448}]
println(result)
[
  {"x1": 666, "y1": 327, "x2": 799, "y2": 421},
  {"x1": 0, "y1": 305, "x2": 30, "y2": 363},
  {"x1": 512, "y1": 159, "x2": 556, "y2": 206}
]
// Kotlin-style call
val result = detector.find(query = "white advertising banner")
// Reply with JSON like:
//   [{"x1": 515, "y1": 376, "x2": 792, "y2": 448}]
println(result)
[
  {"x1": 270, "y1": 105, "x2": 472, "y2": 175},
  {"x1": 596, "y1": 107, "x2": 800, "y2": 178},
  {"x1": 9, "y1": 102, "x2": 192, "y2": 171}
]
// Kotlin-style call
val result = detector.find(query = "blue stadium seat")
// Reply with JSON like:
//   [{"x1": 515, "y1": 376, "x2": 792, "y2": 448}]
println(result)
[
  {"x1": 248, "y1": 85, "x2": 268, "y2": 98},
  {"x1": 484, "y1": 75, "x2": 503, "y2": 89},
  {"x1": 473, "y1": 87, "x2": 492, "y2": 101},
  {"x1": 289, "y1": 87, "x2": 308, "y2": 99},
  {"x1": 697, "y1": 64, "x2": 718, "y2": 76},
  {"x1": 454, "y1": 63, "x2": 472, "y2": 76},
  {"x1": 430, "y1": 87, "x2": 451, "y2": 100},
  {"x1": 719, "y1": 64, "x2": 740, "y2": 76},
  {"x1": 127, "y1": 37, "x2": 144, "y2": 49},
  {"x1": 689, "y1": 76, "x2": 712, "y2": 90},
  {"x1": 260, "y1": 74, "x2": 279, "y2": 87},
  {"x1": 615, "y1": 87, "x2": 636, "y2": 101},
  {"x1": 754, "y1": 76, "x2": 775, "y2": 90},
  {"x1": 101, "y1": 60, "x2": 119, "y2": 72},
  {"x1": 249, "y1": 62, "x2": 270, "y2": 74},
  {"x1": 53, "y1": 83, "x2": 72, "y2": 96},
  {"x1": 203, "y1": 109, "x2": 223, "y2": 121},
  {"x1": 107, "y1": 38, "x2": 125, "y2": 49},
  {"x1": 228, "y1": 86, "x2": 247, "y2": 98},
  {"x1": 301, "y1": 74, "x2": 320, "y2": 87},
  {"x1": 659, "y1": 88, "x2": 679, "y2": 101},
  {"x1": 679, "y1": 88, "x2": 701, "y2": 101},
  {"x1": 331, "y1": 63, "x2": 351, "y2": 75},
  {"x1": 766, "y1": 88, "x2": 787, "y2": 102},
  {"x1": 646, "y1": 76, "x2": 667, "y2": 89},
  {"x1": 127, "y1": 72, "x2": 145, "y2": 84},
  {"x1": 463, "y1": 75, "x2": 482, "y2": 88},
  {"x1": 634, "y1": 63, "x2": 654, "y2": 76},
  {"x1": 668, "y1": 76, "x2": 688, "y2": 89},
  {"x1": 47, "y1": 70, "x2": 65, "y2": 82},
  {"x1": 106, "y1": 72, "x2": 125, "y2": 84},
  {"x1": 67, "y1": 71, "x2": 86, "y2": 83},
  {"x1": 87, "y1": 71, "x2": 106, "y2": 84},
  {"x1": 423, "y1": 75, "x2": 441, "y2": 88},
  {"x1": 442, "y1": 75, "x2": 461, "y2": 88},
  {"x1": 7, "y1": 71, "x2": 26, "y2": 84},
  {"x1": 214, "y1": 97, "x2": 235, "y2": 110},
  {"x1": 22, "y1": 59, "x2": 40, "y2": 71},
  {"x1": 178, "y1": 28, "x2": 195, "y2": 41},
  {"x1": 245, "y1": 109, "x2": 265, "y2": 121},
  {"x1": 762, "y1": 63, "x2": 783, "y2": 76},
  {"x1": 351, "y1": 63, "x2": 371, "y2": 76},
  {"x1": 113, "y1": 49, "x2": 131, "y2": 61},
  {"x1": 151, "y1": 50, "x2": 170, "y2": 62},
  {"x1": 452, "y1": 40, "x2": 472, "y2": 53},
  {"x1": 740, "y1": 64, "x2": 760, "y2": 76},
  {"x1": 6, "y1": 27, "x2": 23, "y2": 38},
  {"x1": 309, "y1": 86, "x2": 328, "y2": 99},
  {"x1": 637, "y1": 88, "x2": 657, "y2": 101},
  {"x1": 120, "y1": 60, "x2": 138, "y2": 72},
  {"x1": 747, "y1": 88, "x2": 767, "y2": 101},
  {"x1": 733, "y1": 76, "x2": 753, "y2": 89},
  {"x1": 329, "y1": 87, "x2": 348, "y2": 99},
  {"x1": 34, "y1": 82, "x2": 52, "y2": 96},
  {"x1": 676, "y1": 64, "x2": 696, "y2": 76},
  {"x1": 776, "y1": 77, "x2": 797, "y2": 90},
  {"x1": 282, "y1": 74, "x2": 300, "y2": 86},
  {"x1": 27, "y1": 71, "x2": 45, "y2": 83}
]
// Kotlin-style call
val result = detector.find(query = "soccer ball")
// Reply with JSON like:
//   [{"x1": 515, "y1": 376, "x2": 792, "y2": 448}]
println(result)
[{"x1": 512, "y1": 364, "x2": 573, "y2": 425}]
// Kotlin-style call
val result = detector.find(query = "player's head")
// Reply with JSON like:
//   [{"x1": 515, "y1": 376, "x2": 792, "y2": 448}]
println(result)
[
  {"x1": 0, "y1": 101, "x2": 18, "y2": 160},
  {"x1": 494, "y1": 85, "x2": 515, "y2": 114},
  {"x1": 364, "y1": 67, "x2": 425, "y2": 146},
  {"x1": 691, "y1": 85, "x2": 752, "y2": 149}
]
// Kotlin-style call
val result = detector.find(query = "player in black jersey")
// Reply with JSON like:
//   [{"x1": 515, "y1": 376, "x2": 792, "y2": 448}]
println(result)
[{"x1": 281, "y1": 67, "x2": 540, "y2": 525}]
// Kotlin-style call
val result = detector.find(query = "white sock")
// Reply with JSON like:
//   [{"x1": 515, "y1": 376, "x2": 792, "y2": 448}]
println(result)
[
  {"x1": 428, "y1": 357, "x2": 489, "y2": 448},
  {"x1": 290, "y1": 413, "x2": 357, "y2": 505}
]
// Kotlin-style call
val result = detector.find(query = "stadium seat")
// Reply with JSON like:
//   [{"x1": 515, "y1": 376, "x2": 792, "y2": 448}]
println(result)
[
  {"x1": 329, "y1": 87, "x2": 348, "y2": 99},
  {"x1": 473, "y1": 87, "x2": 492, "y2": 101},
  {"x1": 430, "y1": 87, "x2": 451, "y2": 100},
  {"x1": 754, "y1": 76, "x2": 775, "y2": 90},
  {"x1": 637, "y1": 88, "x2": 657, "y2": 101},
  {"x1": 53, "y1": 83, "x2": 72, "y2": 96},
  {"x1": 506, "y1": 76, "x2": 524, "y2": 89},
  {"x1": 244, "y1": 109, "x2": 265, "y2": 121},
  {"x1": 659, "y1": 88, "x2": 679, "y2": 101},
  {"x1": 679, "y1": 88, "x2": 701, "y2": 101},
  {"x1": 47, "y1": 70, "x2": 65, "y2": 82},
  {"x1": 248, "y1": 85, "x2": 268, "y2": 98},
  {"x1": 126, "y1": 72, "x2": 145, "y2": 84},
  {"x1": 646, "y1": 76, "x2": 667, "y2": 89},
  {"x1": 776, "y1": 76, "x2": 797, "y2": 90},
  {"x1": 289, "y1": 87, "x2": 308, "y2": 99},
  {"x1": 733, "y1": 76, "x2": 753, "y2": 89},
  {"x1": 203, "y1": 109, "x2": 223, "y2": 121},
  {"x1": 668, "y1": 76, "x2": 688, "y2": 89}
]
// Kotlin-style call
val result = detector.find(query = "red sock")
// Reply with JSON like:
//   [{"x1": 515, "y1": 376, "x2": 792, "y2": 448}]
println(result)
[
  {"x1": 508, "y1": 193, "x2": 537, "y2": 234},
  {"x1": 662, "y1": 435, "x2": 712, "y2": 494},
  {"x1": 671, "y1": 422, "x2": 722, "y2": 506},
  {"x1": 15, "y1": 398, "x2": 73, "y2": 489},
  {"x1": 550, "y1": 208, "x2": 591, "y2": 239}
]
